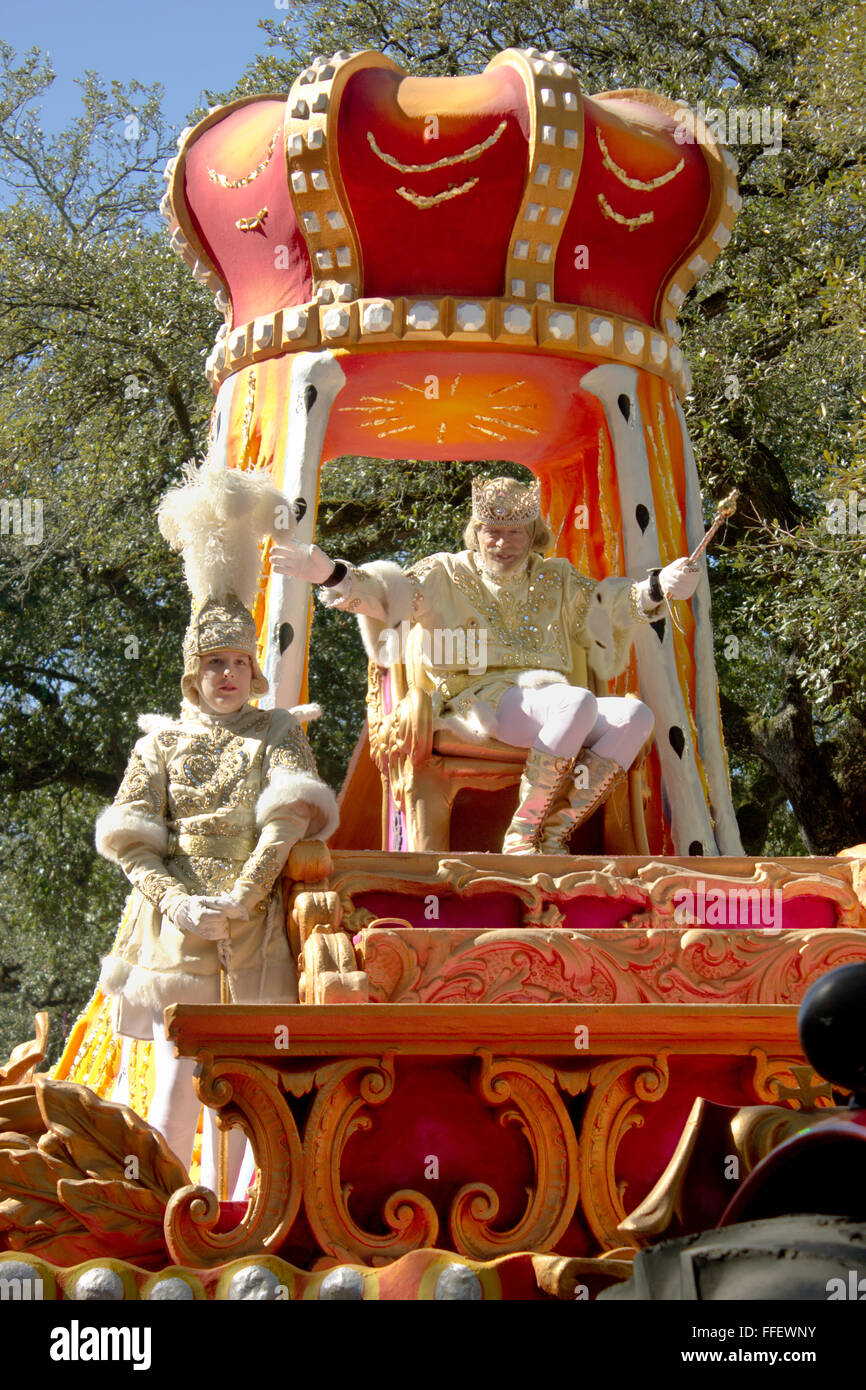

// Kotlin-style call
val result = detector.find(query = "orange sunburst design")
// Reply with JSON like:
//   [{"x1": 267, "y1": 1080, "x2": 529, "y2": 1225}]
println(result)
[{"x1": 335, "y1": 374, "x2": 542, "y2": 446}]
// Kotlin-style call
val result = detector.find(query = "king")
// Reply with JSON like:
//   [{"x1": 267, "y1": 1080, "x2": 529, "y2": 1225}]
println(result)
[{"x1": 272, "y1": 476, "x2": 699, "y2": 854}]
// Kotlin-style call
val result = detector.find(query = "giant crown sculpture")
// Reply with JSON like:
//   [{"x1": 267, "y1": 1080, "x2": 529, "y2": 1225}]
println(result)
[{"x1": 158, "y1": 47, "x2": 744, "y2": 857}]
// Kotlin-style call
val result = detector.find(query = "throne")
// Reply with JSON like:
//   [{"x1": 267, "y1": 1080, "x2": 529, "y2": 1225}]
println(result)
[{"x1": 365, "y1": 623, "x2": 652, "y2": 854}]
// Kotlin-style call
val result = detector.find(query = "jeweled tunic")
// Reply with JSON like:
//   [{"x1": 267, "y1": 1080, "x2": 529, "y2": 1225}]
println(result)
[{"x1": 95, "y1": 701, "x2": 338, "y2": 1038}]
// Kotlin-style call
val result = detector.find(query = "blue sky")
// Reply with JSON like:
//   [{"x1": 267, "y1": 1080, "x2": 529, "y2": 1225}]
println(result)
[{"x1": 3, "y1": 1, "x2": 286, "y2": 133}]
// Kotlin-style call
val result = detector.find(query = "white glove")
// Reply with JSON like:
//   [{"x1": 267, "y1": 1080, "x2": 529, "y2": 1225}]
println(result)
[
  {"x1": 270, "y1": 542, "x2": 335, "y2": 584},
  {"x1": 660, "y1": 557, "x2": 701, "y2": 601},
  {"x1": 171, "y1": 896, "x2": 245, "y2": 941},
  {"x1": 203, "y1": 894, "x2": 249, "y2": 924}
]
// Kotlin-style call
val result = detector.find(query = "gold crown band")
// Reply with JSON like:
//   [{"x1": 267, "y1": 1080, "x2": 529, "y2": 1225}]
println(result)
[{"x1": 204, "y1": 296, "x2": 691, "y2": 397}]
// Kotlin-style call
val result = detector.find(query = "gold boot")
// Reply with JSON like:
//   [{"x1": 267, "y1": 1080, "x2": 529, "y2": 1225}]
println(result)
[
  {"x1": 537, "y1": 748, "x2": 627, "y2": 855},
  {"x1": 502, "y1": 748, "x2": 575, "y2": 854}
]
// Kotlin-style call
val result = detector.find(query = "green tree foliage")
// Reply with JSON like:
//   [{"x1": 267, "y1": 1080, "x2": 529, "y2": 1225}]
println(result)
[
  {"x1": 0, "y1": 2, "x2": 863, "y2": 1059},
  {"x1": 0, "y1": 43, "x2": 217, "y2": 1060}
]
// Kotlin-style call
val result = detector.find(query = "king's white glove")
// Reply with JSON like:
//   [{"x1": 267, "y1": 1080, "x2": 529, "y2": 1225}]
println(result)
[
  {"x1": 270, "y1": 542, "x2": 335, "y2": 584},
  {"x1": 170, "y1": 896, "x2": 246, "y2": 941},
  {"x1": 660, "y1": 557, "x2": 701, "y2": 601}
]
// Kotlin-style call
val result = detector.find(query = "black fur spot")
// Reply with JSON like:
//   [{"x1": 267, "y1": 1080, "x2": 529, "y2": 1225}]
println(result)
[
  {"x1": 651, "y1": 619, "x2": 666, "y2": 642},
  {"x1": 303, "y1": 384, "x2": 318, "y2": 414},
  {"x1": 689, "y1": 840, "x2": 704, "y2": 856},
  {"x1": 293, "y1": 496, "x2": 307, "y2": 522},
  {"x1": 635, "y1": 504, "x2": 650, "y2": 534},
  {"x1": 279, "y1": 622, "x2": 294, "y2": 654},
  {"x1": 617, "y1": 393, "x2": 631, "y2": 421}
]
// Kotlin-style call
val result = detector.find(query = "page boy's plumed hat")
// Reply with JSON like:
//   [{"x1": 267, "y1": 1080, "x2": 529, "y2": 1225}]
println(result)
[{"x1": 157, "y1": 459, "x2": 294, "y2": 706}]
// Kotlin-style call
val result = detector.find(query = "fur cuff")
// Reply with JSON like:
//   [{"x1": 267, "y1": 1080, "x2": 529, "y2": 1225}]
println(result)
[
  {"x1": 256, "y1": 768, "x2": 339, "y2": 840},
  {"x1": 356, "y1": 561, "x2": 416, "y2": 665},
  {"x1": 360, "y1": 561, "x2": 416, "y2": 625},
  {"x1": 99, "y1": 955, "x2": 219, "y2": 1011},
  {"x1": 95, "y1": 805, "x2": 168, "y2": 864}
]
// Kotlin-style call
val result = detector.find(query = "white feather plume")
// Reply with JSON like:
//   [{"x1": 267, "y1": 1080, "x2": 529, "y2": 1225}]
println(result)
[{"x1": 158, "y1": 457, "x2": 296, "y2": 607}]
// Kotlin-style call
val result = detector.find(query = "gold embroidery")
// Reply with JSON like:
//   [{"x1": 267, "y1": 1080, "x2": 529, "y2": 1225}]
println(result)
[
  {"x1": 171, "y1": 854, "x2": 246, "y2": 897},
  {"x1": 596, "y1": 129, "x2": 684, "y2": 191},
  {"x1": 396, "y1": 180, "x2": 478, "y2": 210},
  {"x1": 450, "y1": 560, "x2": 570, "y2": 667},
  {"x1": 270, "y1": 728, "x2": 317, "y2": 776},
  {"x1": 115, "y1": 751, "x2": 164, "y2": 817},
  {"x1": 135, "y1": 869, "x2": 180, "y2": 908},
  {"x1": 236, "y1": 207, "x2": 268, "y2": 232},
  {"x1": 367, "y1": 122, "x2": 507, "y2": 174},
  {"x1": 405, "y1": 555, "x2": 438, "y2": 582},
  {"x1": 241, "y1": 366, "x2": 257, "y2": 466},
  {"x1": 236, "y1": 844, "x2": 281, "y2": 891},
  {"x1": 597, "y1": 193, "x2": 654, "y2": 230},
  {"x1": 162, "y1": 723, "x2": 262, "y2": 819},
  {"x1": 208, "y1": 129, "x2": 280, "y2": 188}
]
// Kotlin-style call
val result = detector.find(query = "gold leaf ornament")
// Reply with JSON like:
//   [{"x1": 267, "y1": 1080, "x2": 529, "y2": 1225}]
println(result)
[
  {"x1": 35, "y1": 1077, "x2": 190, "y2": 1197},
  {"x1": 57, "y1": 1179, "x2": 167, "y2": 1241}
]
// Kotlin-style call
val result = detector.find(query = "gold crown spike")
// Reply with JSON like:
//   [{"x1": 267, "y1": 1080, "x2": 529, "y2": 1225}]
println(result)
[{"x1": 471, "y1": 475, "x2": 541, "y2": 527}]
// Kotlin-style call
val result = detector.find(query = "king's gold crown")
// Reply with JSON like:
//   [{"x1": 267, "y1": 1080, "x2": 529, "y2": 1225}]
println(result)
[{"x1": 471, "y1": 476, "x2": 541, "y2": 528}]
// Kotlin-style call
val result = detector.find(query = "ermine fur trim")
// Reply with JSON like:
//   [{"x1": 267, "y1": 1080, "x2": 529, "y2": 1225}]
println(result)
[
  {"x1": 256, "y1": 768, "x2": 339, "y2": 839},
  {"x1": 95, "y1": 806, "x2": 168, "y2": 863}
]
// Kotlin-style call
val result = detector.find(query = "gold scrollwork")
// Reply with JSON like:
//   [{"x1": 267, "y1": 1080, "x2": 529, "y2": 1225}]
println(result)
[
  {"x1": 748, "y1": 1049, "x2": 836, "y2": 1109},
  {"x1": 236, "y1": 207, "x2": 268, "y2": 232},
  {"x1": 577, "y1": 1054, "x2": 670, "y2": 1251},
  {"x1": 164, "y1": 1054, "x2": 303, "y2": 1267},
  {"x1": 208, "y1": 129, "x2": 280, "y2": 188},
  {"x1": 448, "y1": 1051, "x2": 579, "y2": 1259},
  {"x1": 597, "y1": 192, "x2": 654, "y2": 230},
  {"x1": 596, "y1": 128, "x2": 684, "y2": 191},
  {"x1": 302, "y1": 1054, "x2": 439, "y2": 1264},
  {"x1": 367, "y1": 121, "x2": 507, "y2": 173},
  {"x1": 396, "y1": 179, "x2": 479, "y2": 209}
]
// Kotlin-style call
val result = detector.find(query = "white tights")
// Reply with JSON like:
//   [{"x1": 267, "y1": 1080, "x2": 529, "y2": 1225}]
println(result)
[
  {"x1": 140, "y1": 1014, "x2": 251, "y2": 1199},
  {"x1": 494, "y1": 683, "x2": 654, "y2": 767}
]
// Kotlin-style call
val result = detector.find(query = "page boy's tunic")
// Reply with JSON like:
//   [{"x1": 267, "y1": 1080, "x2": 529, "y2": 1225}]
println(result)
[{"x1": 96, "y1": 702, "x2": 337, "y2": 1038}]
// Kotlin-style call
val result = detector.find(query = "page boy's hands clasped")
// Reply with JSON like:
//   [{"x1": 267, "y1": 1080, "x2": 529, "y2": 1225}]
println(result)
[{"x1": 170, "y1": 895, "x2": 248, "y2": 941}]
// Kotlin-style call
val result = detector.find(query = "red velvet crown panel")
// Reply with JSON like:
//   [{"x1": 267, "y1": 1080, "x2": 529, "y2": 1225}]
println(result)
[
  {"x1": 178, "y1": 97, "x2": 313, "y2": 326},
  {"x1": 336, "y1": 64, "x2": 530, "y2": 299},
  {"x1": 555, "y1": 95, "x2": 711, "y2": 325}
]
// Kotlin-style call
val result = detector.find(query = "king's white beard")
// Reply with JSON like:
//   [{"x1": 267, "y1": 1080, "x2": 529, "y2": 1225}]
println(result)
[{"x1": 478, "y1": 554, "x2": 529, "y2": 581}]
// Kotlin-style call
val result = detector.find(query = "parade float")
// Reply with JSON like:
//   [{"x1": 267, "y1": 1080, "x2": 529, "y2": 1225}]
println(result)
[{"x1": 2, "y1": 46, "x2": 865, "y2": 1303}]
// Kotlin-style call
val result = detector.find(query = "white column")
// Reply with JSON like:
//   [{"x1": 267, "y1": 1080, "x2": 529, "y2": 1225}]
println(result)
[
  {"x1": 581, "y1": 363, "x2": 718, "y2": 855},
  {"x1": 259, "y1": 351, "x2": 347, "y2": 709},
  {"x1": 675, "y1": 395, "x2": 743, "y2": 853}
]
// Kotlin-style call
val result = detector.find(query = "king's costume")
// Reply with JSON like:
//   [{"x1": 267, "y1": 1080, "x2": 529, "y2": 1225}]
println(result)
[{"x1": 305, "y1": 477, "x2": 679, "y2": 854}]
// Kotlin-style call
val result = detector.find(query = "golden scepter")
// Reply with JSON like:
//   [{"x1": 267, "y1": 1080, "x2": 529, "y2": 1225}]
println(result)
[
  {"x1": 646, "y1": 490, "x2": 738, "y2": 619},
  {"x1": 686, "y1": 488, "x2": 739, "y2": 566}
]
